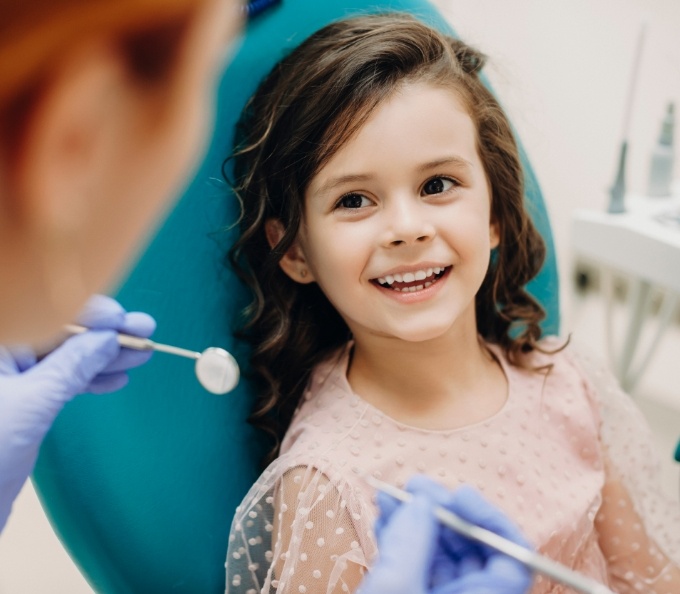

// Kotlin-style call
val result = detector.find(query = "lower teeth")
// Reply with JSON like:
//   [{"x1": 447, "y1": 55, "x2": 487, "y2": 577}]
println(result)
[
  {"x1": 396, "y1": 283, "x2": 428, "y2": 292},
  {"x1": 380, "y1": 268, "x2": 447, "y2": 291}
]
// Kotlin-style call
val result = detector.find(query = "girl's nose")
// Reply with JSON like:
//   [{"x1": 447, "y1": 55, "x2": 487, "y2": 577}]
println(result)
[{"x1": 380, "y1": 198, "x2": 436, "y2": 247}]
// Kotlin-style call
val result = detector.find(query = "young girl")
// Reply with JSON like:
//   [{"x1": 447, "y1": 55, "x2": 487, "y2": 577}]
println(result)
[{"x1": 224, "y1": 13, "x2": 680, "y2": 594}]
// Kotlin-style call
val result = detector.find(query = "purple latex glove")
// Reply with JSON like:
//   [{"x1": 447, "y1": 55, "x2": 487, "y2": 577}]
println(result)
[
  {"x1": 360, "y1": 475, "x2": 533, "y2": 594},
  {"x1": 0, "y1": 295, "x2": 155, "y2": 532}
]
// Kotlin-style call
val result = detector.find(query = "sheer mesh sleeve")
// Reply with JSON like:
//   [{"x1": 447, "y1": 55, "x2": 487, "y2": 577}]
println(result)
[
  {"x1": 571, "y1": 348, "x2": 680, "y2": 593},
  {"x1": 225, "y1": 457, "x2": 378, "y2": 593}
]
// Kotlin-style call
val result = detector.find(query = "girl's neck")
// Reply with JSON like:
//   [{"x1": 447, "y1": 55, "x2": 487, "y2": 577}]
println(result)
[{"x1": 347, "y1": 325, "x2": 507, "y2": 430}]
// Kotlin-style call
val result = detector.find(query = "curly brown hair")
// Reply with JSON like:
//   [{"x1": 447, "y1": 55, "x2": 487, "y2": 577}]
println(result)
[{"x1": 227, "y1": 13, "x2": 549, "y2": 461}]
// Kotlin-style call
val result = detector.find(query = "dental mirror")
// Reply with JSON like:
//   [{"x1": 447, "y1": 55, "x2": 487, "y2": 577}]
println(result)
[
  {"x1": 65, "y1": 324, "x2": 240, "y2": 395},
  {"x1": 193, "y1": 347, "x2": 240, "y2": 394}
]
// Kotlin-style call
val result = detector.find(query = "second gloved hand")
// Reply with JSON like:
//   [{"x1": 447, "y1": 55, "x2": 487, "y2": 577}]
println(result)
[
  {"x1": 360, "y1": 475, "x2": 533, "y2": 594},
  {"x1": 0, "y1": 294, "x2": 156, "y2": 531}
]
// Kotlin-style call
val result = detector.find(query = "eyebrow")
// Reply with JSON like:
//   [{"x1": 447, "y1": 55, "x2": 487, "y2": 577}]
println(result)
[
  {"x1": 416, "y1": 156, "x2": 473, "y2": 172},
  {"x1": 314, "y1": 156, "x2": 473, "y2": 196},
  {"x1": 315, "y1": 174, "x2": 373, "y2": 196}
]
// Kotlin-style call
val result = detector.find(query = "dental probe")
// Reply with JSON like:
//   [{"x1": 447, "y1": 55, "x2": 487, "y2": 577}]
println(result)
[
  {"x1": 64, "y1": 324, "x2": 240, "y2": 395},
  {"x1": 365, "y1": 475, "x2": 615, "y2": 594}
]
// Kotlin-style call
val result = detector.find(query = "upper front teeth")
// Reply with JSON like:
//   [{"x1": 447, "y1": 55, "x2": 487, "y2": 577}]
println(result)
[{"x1": 378, "y1": 267, "x2": 444, "y2": 285}]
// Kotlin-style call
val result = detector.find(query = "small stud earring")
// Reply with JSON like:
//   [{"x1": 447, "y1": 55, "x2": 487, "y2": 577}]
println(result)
[{"x1": 300, "y1": 269, "x2": 307, "y2": 278}]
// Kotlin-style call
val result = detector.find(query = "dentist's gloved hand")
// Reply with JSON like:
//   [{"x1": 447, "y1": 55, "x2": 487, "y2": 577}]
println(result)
[
  {"x1": 360, "y1": 475, "x2": 533, "y2": 594},
  {"x1": 0, "y1": 295, "x2": 155, "y2": 532}
]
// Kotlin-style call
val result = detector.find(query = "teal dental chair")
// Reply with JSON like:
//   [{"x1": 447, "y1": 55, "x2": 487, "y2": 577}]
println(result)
[{"x1": 33, "y1": 1, "x2": 560, "y2": 592}]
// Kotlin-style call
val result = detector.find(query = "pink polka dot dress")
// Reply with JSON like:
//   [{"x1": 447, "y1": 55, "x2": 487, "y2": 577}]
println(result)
[{"x1": 225, "y1": 340, "x2": 680, "y2": 593}]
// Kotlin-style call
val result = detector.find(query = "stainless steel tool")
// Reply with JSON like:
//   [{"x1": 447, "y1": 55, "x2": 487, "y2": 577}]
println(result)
[{"x1": 65, "y1": 324, "x2": 240, "y2": 395}]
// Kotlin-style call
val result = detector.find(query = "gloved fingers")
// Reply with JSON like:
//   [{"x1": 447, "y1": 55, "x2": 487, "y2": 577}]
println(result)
[
  {"x1": 392, "y1": 478, "x2": 533, "y2": 594},
  {"x1": 429, "y1": 547, "x2": 462, "y2": 586},
  {"x1": 406, "y1": 475, "x2": 458, "y2": 507},
  {"x1": 448, "y1": 485, "x2": 533, "y2": 551},
  {"x1": 28, "y1": 332, "x2": 120, "y2": 399},
  {"x1": 98, "y1": 348, "x2": 153, "y2": 375},
  {"x1": 77, "y1": 302, "x2": 156, "y2": 374},
  {"x1": 76, "y1": 294, "x2": 126, "y2": 329},
  {"x1": 118, "y1": 312, "x2": 156, "y2": 338},
  {"x1": 375, "y1": 475, "x2": 447, "y2": 538},
  {"x1": 76, "y1": 296, "x2": 156, "y2": 339},
  {"x1": 404, "y1": 477, "x2": 496, "y2": 571},
  {"x1": 406, "y1": 477, "x2": 528, "y2": 552},
  {"x1": 0, "y1": 345, "x2": 38, "y2": 374},
  {"x1": 455, "y1": 551, "x2": 484, "y2": 576},
  {"x1": 13, "y1": 348, "x2": 37, "y2": 372},
  {"x1": 484, "y1": 554, "x2": 533, "y2": 591},
  {"x1": 435, "y1": 556, "x2": 533, "y2": 594},
  {"x1": 374, "y1": 489, "x2": 402, "y2": 537},
  {"x1": 430, "y1": 526, "x2": 491, "y2": 587},
  {"x1": 406, "y1": 479, "x2": 532, "y2": 572},
  {"x1": 0, "y1": 346, "x2": 20, "y2": 374},
  {"x1": 436, "y1": 524, "x2": 484, "y2": 560},
  {"x1": 362, "y1": 494, "x2": 438, "y2": 593},
  {"x1": 86, "y1": 372, "x2": 130, "y2": 394},
  {"x1": 434, "y1": 572, "x2": 497, "y2": 594}
]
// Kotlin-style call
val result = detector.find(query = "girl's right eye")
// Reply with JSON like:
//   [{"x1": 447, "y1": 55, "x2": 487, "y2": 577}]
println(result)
[{"x1": 335, "y1": 193, "x2": 372, "y2": 209}]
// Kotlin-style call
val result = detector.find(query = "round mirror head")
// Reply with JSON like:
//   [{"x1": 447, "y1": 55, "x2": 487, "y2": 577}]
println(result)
[{"x1": 194, "y1": 347, "x2": 240, "y2": 394}]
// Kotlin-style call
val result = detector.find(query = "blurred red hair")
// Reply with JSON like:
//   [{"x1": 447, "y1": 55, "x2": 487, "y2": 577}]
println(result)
[{"x1": 1, "y1": 0, "x2": 203, "y2": 112}]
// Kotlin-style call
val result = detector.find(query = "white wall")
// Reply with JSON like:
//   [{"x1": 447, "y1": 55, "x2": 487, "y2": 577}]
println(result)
[
  {"x1": 1, "y1": 1, "x2": 679, "y2": 592},
  {"x1": 434, "y1": 0, "x2": 680, "y2": 328}
]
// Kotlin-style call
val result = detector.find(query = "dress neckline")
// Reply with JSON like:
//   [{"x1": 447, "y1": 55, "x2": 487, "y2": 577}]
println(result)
[{"x1": 324, "y1": 340, "x2": 519, "y2": 435}]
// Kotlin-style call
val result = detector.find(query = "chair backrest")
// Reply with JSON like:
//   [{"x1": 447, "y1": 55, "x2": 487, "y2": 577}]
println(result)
[{"x1": 33, "y1": 1, "x2": 560, "y2": 592}]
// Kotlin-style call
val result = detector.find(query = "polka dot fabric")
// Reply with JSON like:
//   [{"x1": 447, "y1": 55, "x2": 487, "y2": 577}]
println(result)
[{"x1": 225, "y1": 340, "x2": 680, "y2": 593}]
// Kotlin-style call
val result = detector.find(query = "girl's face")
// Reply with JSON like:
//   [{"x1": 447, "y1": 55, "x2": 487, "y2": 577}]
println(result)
[{"x1": 292, "y1": 81, "x2": 498, "y2": 345}]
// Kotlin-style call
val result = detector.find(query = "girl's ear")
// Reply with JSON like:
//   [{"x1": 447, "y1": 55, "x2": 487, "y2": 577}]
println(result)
[{"x1": 264, "y1": 219, "x2": 315, "y2": 284}]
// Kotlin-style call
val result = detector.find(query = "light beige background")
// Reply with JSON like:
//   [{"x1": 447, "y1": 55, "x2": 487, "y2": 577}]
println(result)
[{"x1": 1, "y1": 1, "x2": 679, "y2": 592}]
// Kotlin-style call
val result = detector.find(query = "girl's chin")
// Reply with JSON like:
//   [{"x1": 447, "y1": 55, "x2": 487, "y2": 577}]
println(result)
[{"x1": 385, "y1": 324, "x2": 458, "y2": 344}]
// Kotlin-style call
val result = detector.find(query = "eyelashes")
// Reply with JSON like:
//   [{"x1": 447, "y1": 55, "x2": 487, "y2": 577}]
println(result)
[
  {"x1": 335, "y1": 193, "x2": 373, "y2": 210},
  {"x1": 422, "y1": 176, "x2": 459, "y2": 195},
  {"x1": 333, "y1": 175, "x2": 460, "y2": 210}
]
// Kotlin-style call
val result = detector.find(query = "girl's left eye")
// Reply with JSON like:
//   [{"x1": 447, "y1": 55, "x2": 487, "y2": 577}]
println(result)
[{"x1": 422, "y1": 177, "x2": 456, "y2": 195}]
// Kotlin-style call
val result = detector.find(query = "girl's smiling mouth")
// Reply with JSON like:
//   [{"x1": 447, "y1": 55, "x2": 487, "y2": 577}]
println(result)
[{"x1": 372, "y1": 265, "x2": 451, "y2": 293}]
